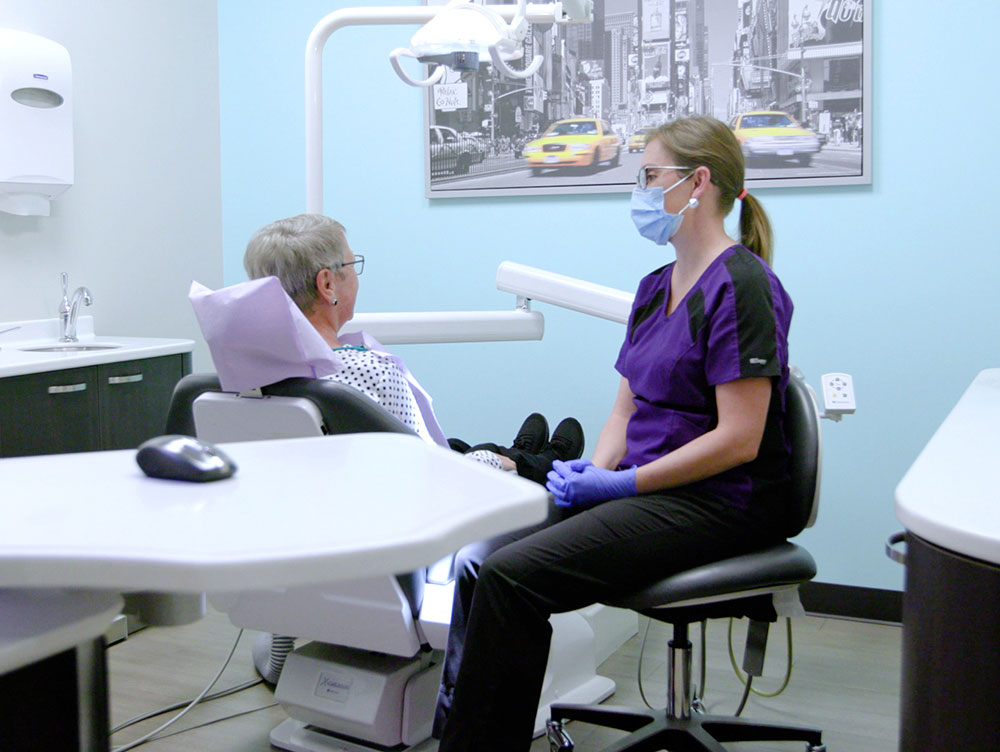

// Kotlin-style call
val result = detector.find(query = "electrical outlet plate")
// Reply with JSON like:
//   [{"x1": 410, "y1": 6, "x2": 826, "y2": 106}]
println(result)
[{"x1": 821, "y1": 372, "x2": 856, "y2": 413}]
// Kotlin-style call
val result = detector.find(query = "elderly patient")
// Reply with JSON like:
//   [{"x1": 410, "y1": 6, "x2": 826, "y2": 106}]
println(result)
[
  {"x1": 241, "y1": 213, "x2": 583, "y2": 481},
  {"x1": 237, "y1": 213, "x2": 583, "y2": 684}
]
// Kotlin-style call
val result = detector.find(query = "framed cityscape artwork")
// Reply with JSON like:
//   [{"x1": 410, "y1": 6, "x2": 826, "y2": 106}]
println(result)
[{"x1": 423, "y1": 0, "x2": 870, "y2": 198}]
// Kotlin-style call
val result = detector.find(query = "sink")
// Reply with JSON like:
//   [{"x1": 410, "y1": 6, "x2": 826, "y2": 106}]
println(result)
[{"x1": 20, "y1": 344, "x2": 121, "y2": 353}]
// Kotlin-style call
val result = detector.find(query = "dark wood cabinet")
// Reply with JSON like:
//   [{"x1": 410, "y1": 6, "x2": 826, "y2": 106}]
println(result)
[
  {"x1": 0, "y1": 366, "x2": 101, "y2": 456},
  {"x1": 98, "y1": 356, "x2": 188, "y2": 451},
  {"x1": 0, "y1": 353, "x2": 190, "y2": 458}
]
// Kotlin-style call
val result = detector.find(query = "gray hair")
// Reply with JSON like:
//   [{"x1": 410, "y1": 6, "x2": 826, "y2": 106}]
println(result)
[{"x1": 243, "y1": 214, "x2": 348, "y2": 312}]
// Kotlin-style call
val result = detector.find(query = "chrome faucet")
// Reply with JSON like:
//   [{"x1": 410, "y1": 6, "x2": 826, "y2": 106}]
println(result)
[{"x1": 59, "y1": 272, "x2": 93, "y2": 342}]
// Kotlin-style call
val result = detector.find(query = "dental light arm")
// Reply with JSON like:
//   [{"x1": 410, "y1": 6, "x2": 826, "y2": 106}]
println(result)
[
  {"x1": 341, "y1": 309, "x2": 543, "y2": 345},
  {"x1": 305, "y1": 1, "x2": 594, "y2": 211},
  {"x1": 553, "y1": 0, "x2": 594, "y2": 22},
  {"x1": 496, "y1": 261, "x2": 634, "y2": 324},
  {"x1": 336, "y1": 263, "x2": 630, "y2": 346}
]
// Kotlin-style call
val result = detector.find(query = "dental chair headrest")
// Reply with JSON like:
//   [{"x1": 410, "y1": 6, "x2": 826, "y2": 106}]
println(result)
[{"x1": 189, "y1": 277, "x2": 341, "y2": 393}]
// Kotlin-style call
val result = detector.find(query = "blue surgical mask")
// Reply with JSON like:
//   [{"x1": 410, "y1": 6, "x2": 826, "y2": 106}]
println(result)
[{"x1": 630, "y1": 173, "x2": 696, "y2": 245}]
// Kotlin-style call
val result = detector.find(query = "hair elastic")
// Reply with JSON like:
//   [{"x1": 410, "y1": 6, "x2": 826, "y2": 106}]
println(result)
[{"x1": 737, "y1": 187, "x2": 748, "y2": 200}]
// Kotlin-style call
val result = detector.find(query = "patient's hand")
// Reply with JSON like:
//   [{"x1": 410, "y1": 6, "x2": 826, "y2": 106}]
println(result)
[{"x1": 496, "y1": 453, "x2": 517, "y2": 472}]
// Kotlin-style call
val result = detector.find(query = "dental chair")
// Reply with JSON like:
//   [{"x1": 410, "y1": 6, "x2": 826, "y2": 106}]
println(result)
[
  {"x1": 547, "y1": 368, "x2": 826, "y2": 752},
  {"x1": 164, "y1": 372, "x2": 622, "y2": 750}
]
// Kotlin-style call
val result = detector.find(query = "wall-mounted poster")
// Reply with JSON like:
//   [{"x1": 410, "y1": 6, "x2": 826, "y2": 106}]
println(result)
[{"x1": 424, "y1": 0, "x2": 870, "y2": 198}]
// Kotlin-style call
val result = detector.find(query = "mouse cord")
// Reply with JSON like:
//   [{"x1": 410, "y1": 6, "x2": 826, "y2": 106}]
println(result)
[
  {"x1": 110, "y1": 676, "x2": 262, "y2": 734},
  {"x1": 110, "y1": 628, "x2": 244, "y2": 751}
]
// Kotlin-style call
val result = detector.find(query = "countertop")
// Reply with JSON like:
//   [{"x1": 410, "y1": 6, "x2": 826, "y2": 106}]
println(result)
[
  {"x1": 0, "y1": 316, "x2": 194, "y2": 378},
  {"x1": 0, "y1": 589, "x2": 122, "y2": 674},
  {"x1": 895, "y1": 368, "x2": 1000, "y2": 565}
]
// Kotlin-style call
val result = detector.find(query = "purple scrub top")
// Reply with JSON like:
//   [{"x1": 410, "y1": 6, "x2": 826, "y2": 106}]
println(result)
[{"x1": 615, "y1": 245, "x2": 794, "y2": 509}]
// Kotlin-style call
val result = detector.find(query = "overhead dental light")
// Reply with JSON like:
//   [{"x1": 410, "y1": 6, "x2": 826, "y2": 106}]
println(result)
[{"x1": 390, "y1": 0, "x2": 540, "y2": 86}]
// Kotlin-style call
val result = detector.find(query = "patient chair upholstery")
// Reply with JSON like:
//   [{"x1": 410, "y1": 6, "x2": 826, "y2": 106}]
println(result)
[
  {"x1": 548, "y1": 368, "x2": 826, "y2": 752},
  {"x1": 164, "y1": 372, "x2": 627, "y2": 748}
]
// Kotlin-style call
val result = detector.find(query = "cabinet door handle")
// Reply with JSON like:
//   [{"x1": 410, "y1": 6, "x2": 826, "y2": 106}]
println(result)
[
  {"x1": 885, "y1": 531, "x2": 907, "y2": 566},
  {"x1": 48, "y1": 383, "x2": 87, "y2": 394},
  {"x1": 108, "y1": 374, "x2": 144, "y2": 385}
]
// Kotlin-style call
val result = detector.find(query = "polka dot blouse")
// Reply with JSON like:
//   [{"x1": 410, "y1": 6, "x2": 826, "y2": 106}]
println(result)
[{"x1": 324, "y1": 347, "x2": 503, "y2": 471}]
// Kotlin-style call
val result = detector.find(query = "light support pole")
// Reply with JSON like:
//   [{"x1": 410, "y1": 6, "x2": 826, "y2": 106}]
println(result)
[{"x1": 306, "y1": 6, "x2": 437, "y2": 214}]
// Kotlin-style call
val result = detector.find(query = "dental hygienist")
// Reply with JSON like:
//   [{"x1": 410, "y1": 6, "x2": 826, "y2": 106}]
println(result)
[{"x1": 435, "y1": 116, "x2": 795, "y2": 752}]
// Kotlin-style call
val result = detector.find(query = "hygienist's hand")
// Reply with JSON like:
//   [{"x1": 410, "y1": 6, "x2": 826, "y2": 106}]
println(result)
[{"x1": 545, "y1": 459, "x2": 637, "y2": 509}]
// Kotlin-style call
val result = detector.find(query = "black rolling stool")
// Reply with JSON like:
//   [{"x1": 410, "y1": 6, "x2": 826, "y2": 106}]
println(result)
[{"x1": 547, "y1": 369, "x2": 826, "y2": 752}]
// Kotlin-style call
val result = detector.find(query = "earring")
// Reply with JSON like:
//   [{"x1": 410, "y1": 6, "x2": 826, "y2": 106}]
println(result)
[
  {"x1": 688, "y1": 197, "x2": 699, "y2": 209},
  {"x1": 333, "y1": 298, "x2": 339, "y2": 306}
]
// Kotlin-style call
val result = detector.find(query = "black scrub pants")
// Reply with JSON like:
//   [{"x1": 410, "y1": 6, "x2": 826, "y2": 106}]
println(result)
[{"x1": 433, "y1": 489, "x2": 786, "y2": 752}]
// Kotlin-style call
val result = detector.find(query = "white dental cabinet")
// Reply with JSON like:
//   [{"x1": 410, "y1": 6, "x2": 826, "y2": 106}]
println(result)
[
  {"x1": 0, "y1": 315, "x2": 194, "y2": 749},
  {"x1": 0, "y1": 316, "x2": 193, "y2": 457},
  {"x1": 0, "y1": 434, "x2": 549, "y2": 751}
]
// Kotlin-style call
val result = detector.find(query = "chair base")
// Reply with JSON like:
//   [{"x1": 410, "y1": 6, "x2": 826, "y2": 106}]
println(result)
[{"x1": 548, "y1": 703, "x2": 824, "y2": 752}]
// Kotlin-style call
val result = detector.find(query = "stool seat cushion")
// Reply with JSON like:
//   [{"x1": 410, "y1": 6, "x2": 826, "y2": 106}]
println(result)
[{"x1": 606, "y1": 542, "x2": 816, "y2": 621}]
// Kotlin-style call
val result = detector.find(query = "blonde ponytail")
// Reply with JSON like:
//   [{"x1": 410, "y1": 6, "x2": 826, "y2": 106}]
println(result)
[{"x1": 738, "y1": 193, "x2": 773, "y2": 266}]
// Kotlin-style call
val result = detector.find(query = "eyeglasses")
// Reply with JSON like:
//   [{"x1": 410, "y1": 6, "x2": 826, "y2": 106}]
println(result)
[
  {"x1": 338, "y1": 254, "x2": 364, "y2": 276},
  {"x1": 636, "y1": 165, "x2": 694, "y2": 190}
]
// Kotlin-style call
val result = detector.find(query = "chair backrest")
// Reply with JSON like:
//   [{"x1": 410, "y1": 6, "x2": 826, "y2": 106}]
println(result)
[
  {"x1": 193, "y1": 392, "x2": 326, "y2": 443},
  {"x1": 782, "y1": 367, "x2": 822, "y2": 538},
  {"x1": 164, "y1": 374, "x2": 417, "y2": 439}
]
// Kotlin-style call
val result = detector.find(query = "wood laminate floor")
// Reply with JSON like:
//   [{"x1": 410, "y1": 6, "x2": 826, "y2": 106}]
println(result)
[{"x1": 107, "y1": 609, "x2": 900, "y2": 751}]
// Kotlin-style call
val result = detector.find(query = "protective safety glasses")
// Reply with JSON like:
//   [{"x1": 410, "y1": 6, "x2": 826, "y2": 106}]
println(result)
[{"x1": 636, "y1": 165, "x2": 694, "y2": 190}]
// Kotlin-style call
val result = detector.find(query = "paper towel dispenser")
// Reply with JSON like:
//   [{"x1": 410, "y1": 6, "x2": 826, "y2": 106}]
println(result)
[{"x1": 0, "y1": 28, "x2": 73, "y2": 217}]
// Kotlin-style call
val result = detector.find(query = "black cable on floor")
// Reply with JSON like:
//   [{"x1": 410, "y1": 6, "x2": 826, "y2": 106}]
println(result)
[
  {"x1": 132, "y1": 702, "x2": 280, "y2": 742},
  {"x1": 111, "y1": 677, "x2": 264, "y2": 734}
]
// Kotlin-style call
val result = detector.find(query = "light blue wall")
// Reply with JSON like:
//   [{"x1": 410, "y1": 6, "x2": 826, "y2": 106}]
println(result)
[{"x1": 219, "y1": 0, "x2": 1000, "y2": 591}]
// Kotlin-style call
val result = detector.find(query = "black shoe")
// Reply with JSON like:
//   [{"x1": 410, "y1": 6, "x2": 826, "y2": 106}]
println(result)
[
  {"x1": 510, "y1": 413, "x2": 549, "y2": 454},
  {"x1": 509, "y1": 418, "x2": 586, "y2": 486},
  {"x1": 545, "y1": 417, "x2": 585, "y2": 461}
]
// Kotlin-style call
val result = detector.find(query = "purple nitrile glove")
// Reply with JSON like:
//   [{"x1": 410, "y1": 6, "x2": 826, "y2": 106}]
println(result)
[{"x1": 545, "y1": 459, "x2": 638, "y2": 509}]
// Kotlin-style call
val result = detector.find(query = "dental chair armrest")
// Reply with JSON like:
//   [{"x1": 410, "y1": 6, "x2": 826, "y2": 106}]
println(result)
[{"x1": 164, "y1": 373, "x2": 222, "y2": 435}]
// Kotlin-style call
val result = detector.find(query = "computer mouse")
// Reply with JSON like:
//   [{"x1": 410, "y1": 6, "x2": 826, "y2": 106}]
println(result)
[{"x1": 135, "y1": 435, "x2": 237, "y2": 482}]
